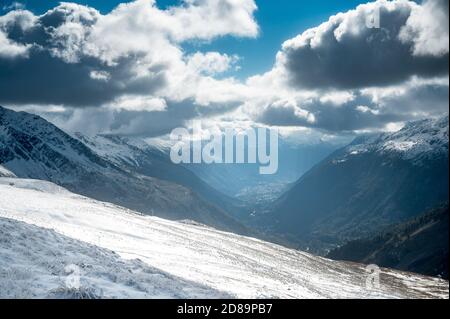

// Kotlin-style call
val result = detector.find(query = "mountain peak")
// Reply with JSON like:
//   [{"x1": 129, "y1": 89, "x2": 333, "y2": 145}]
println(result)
[{"x1": 344, "y1": 116, "x2": 449, "y2": 164}]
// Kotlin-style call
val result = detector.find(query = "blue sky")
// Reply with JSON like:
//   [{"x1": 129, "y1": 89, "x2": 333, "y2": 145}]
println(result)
[{"x1": 2, "y1": 0, "x2": 368, "y2": 78}]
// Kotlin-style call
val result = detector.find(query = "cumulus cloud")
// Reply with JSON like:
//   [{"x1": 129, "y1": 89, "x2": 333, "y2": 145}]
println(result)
[
  {"x1": 0, "y1": 8, "x2": 33, "y2": 58},
  {"x1": 38, "y1": 97, "x2": 242, "y2": 137},
  {"x1": 399, "y1": 0, "x2": 449, "y2": 57},
  {"x1": 0, "y1": 28, "x2": 29, "y2": 57},
  {"x1": 362, "y1": 77, "x2": 449, "y2": 116},
  {"x1": 278, "y1": 0, "x2": 448, "y2": 90},
  {"x1": 0, "y1": 0, "x2": 258, "y2": 108},
  {"x1": 253, "y1": 76, "x2": 449, "y2": 132},
  {"x1": 254, "y1": 100, "x2": 316, "y2": 127},
  {"x1": 1, "y1": 0, "x2": 448, "y2": 137},
  {"x1": 245, "y1": 0, "x2": 449, "y2": 133},
  {"x1": 163, "y1": 0, "x2": 259, "y2": 41},
  {"x1": 0, "y1": 48, "x2": 168, "y2": 106},
  {"x1": 186, "y1": 52, "x2": 239, "y2": 75}
]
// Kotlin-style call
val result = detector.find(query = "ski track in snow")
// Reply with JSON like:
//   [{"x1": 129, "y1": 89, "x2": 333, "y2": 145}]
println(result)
[{"x1": 0, "y1": 178, "x2": 448, "y2": 299}]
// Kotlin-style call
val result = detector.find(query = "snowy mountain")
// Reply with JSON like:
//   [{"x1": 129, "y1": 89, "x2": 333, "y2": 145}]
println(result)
[
  {"x1": 266, "y1": 116, "x2": 449, "y2": 254},
  {"x1": 336, "y1": 116, "x2": 449, "y2": 165},
  {"x1": 75, "y1": 133, "x2": 246, "y2": 219},
  {"x1": 91, "y1": 129, "x2": 342, "y2": 225},
  {"x1": 0, "y1": 106, "x2": 247, "y2": 234},
  {"x1": 0, "y1": 178, "x2": 448, "y2": 299}
]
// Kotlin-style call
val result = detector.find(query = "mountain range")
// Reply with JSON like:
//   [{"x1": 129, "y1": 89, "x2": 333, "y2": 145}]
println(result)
[
  {"x1": 263, "y1": 116, "x2": 449, "y2": 253},
  {"x1": 0, "y1": 105, "x2": 247, "y2": 234},
  {"x1": 1, "y1": 105, "x2": 448, "y2": 280}
]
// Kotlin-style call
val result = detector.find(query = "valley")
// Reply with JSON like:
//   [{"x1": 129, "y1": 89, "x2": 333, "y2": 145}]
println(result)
[{"x1": 1, "y1": 105, "x2": 449, "y2": 297}]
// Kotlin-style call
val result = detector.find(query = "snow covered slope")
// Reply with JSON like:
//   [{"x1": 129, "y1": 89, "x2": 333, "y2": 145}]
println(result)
[
  {"x1": 0, "y1": 217, "x2": 229, "y2": 299},
  {"x1": 0, "y1": 106, "x2": 247, "y2": 234},
  {"x1": 0, "y1": 178, "x2": 448, "y2": 299}
]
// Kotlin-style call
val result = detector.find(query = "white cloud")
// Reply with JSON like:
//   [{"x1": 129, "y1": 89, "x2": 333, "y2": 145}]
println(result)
[
  {"x1": 48, "y1": 0, "x2": 257, "y2": 65},
  {"x1": 399, "y1": 0, "x2": 449, "y2": 57},
  {"x1": 0, "y1": 30, "x2": 29, "y2": 58},
  {"x1": 165, "y1": 0, "x2": 259, "y2": 41},
  {"x1": 356, "y1": 105, "x2": 379, "y2": 115},
  {"x1": 187, "y1": 52, "x2": 239, "y2": 75},
  {"x1": 0, "y1": 9, "x2": 35, "y2": 58},
  {"x1": 89, "y1": 70, "x2": 111, "y2": 81},
  {"x1": 111, "y1": 96, "x2": 167, "y2": 112},
  {"x1": 319, "y1": 92, "x2": 355, "y2": 106}
]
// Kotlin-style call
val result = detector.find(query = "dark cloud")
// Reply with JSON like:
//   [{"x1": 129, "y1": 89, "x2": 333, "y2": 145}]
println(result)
[
  {"x1": 0, "y1": 49, "x2": 168, "y2": 107},
  {"x1": 376, "y1": 81, "x2": 449, "y2": 116},
  {"x1": 37, "y1": 98, "x2": 241, "y2": 137},
  {"x1": 108, "y1": 99, "x2": 241, "y2": 137},
  {"x1": 0, "y1": 6, "x2": 168, "y2": 107},
  {"x1": 281, "y1": 0, "x2": 449, "y2": 90},
  {"x1": 254, "y1": 0, "x2": 450, "y2": 133},
  {"x1": 257, "y1": 96, "x2": 402, "y2": 132},
  {"x1": 110, "y1": 101, "x2": 200, "y2": 137},
  {"x1": 0, "y1": 1, "x2": 260, "y2": 109},
  {"x1": 257, "y1": 80, "x2": 449, "y2": 132}
]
